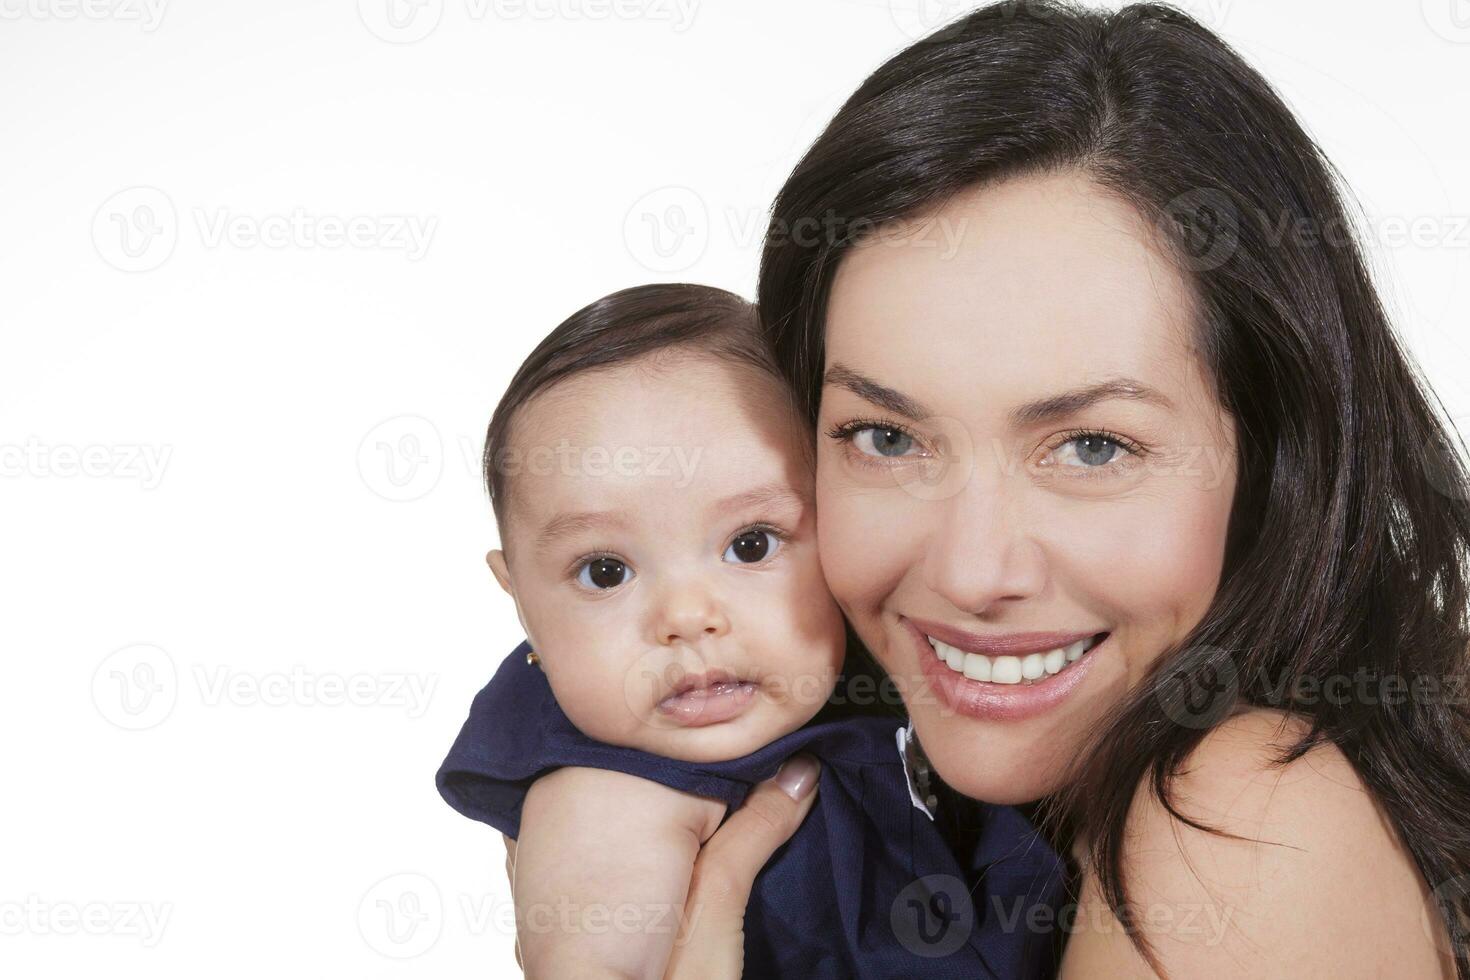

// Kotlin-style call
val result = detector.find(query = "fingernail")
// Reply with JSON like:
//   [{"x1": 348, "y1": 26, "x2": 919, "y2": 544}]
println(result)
[{"x1": 774, "y1": 754, "x2": 819, "y2": 801}]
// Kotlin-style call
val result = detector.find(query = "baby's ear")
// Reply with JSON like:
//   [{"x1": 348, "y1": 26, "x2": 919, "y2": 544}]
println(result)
[{"x1": 486, "y1": 549, "x2": 514, "y2": 595}]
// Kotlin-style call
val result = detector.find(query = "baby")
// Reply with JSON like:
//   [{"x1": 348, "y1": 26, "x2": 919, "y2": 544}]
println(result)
[{"x1": 436, "y1": 284, "x2": 1065, "y2": 978}]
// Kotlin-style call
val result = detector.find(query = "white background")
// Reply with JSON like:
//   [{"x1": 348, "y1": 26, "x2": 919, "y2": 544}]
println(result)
[{"x1": 2, "y1": 0, "x2": 1467, "y2": 975}]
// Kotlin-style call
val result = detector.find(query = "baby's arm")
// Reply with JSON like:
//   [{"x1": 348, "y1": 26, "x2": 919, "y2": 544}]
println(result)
[{"x1": 511, "y1": 765, "x2": 728, "y2": 980}]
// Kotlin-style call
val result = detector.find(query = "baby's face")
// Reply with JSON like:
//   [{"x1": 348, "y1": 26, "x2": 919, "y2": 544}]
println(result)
[{"x1": 488, "y1": 351, "x2": 848, "y2": 763}]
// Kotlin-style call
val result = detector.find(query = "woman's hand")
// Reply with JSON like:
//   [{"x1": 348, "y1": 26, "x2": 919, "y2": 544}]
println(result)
[
  {"x1": 662, "y1": 754, "x2": 821, "y2": 980},
  {"x1": 501, "y1": 833, "x2": 523, "y2": 971}
]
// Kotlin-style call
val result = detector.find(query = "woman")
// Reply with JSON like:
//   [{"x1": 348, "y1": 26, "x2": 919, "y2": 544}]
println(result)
[{"x1": 512, "y1": 3, "x2": 1470, "y2": 976}]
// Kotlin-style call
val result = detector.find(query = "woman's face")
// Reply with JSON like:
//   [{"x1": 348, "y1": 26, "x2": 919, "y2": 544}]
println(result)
[{"x1": 817, "y1": 170, "x2": 1238, "y2": 804}]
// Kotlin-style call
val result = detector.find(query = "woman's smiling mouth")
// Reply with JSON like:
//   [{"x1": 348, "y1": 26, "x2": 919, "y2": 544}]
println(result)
[
  {"x1": 927, "y1": 631, "x2": 1106, "y2": 684},
  {"x1": 901, "y1": 616, "x2": 1111, "y2": 720}
]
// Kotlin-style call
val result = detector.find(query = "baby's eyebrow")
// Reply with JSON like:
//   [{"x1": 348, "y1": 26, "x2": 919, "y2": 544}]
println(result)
[
  {"x1": 708, "y1": 482, "x2": 808, "y2": 518},
  {"x1": 535, "y1": 510, "x2": 633, "y2": 554}
]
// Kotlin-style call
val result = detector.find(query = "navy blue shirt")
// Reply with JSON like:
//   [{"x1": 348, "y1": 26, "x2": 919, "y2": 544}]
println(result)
[{"x1": 437, "y1": 640, "x2": 1066, "y2": 979}]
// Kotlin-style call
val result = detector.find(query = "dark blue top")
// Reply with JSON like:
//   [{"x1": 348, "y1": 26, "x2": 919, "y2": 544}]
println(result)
[{"x1": 437, "y1": 639, "x2": 1067, "y2": 979}]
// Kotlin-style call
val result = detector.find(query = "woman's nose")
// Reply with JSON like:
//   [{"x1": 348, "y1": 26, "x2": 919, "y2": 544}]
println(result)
[
  {"x1": 921, "y1": 475, "x2": 1047, "y2": 613},
  {"x1": 653, "y1": 576, "x2": 731, "y2": 646}
]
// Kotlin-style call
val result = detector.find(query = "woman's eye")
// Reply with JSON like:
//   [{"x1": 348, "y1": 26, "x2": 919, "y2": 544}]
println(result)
[
  {"x1": 576, "y1": 556, "x2": 633, "y2": 590},
  {"x1": 1053, "y1": 434, "x2": 1126, "y2": 468},
  {"x1": 724, "y1": 529, "x2": 780, "y2": 564},
  {"x1": 851, "y1": 425, "x2": 919, "y2": 458}
]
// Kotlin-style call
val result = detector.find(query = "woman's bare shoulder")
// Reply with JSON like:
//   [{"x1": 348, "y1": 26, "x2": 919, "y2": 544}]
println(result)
[{"x1": 1060, "y1": 707, "x2": 1455, "y2": 979}]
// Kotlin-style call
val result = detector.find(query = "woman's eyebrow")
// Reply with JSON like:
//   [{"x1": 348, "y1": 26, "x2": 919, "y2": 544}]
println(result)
[
  {"x1": 824, "y1": 361, "x2": 1174, "y2": 425},
  {"x1": 1009, "y1": 378, "x2": 1176, "y2": 425},
  {"x1": 824, "y1": 363, "x2": 933, "y2": 420}
]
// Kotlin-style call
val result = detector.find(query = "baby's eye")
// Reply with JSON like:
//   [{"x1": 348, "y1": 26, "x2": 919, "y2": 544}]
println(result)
[
  {"x1": 576, "y1": 556, "x2": 633, "y2": 590},
  {"x1": 723, "y1": 529, "x2": 780, "y2": 564}
]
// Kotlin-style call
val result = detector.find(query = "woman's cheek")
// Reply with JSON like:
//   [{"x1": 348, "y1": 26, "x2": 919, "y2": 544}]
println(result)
[
  {"x1": 1060, "y1": 488, "x2": 1231, "y2": 680},
  {"x1": 815, "y1": 481, "x2": 920, "y2": 628}
]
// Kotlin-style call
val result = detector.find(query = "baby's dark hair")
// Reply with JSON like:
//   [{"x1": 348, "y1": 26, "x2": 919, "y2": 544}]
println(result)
[{"x1": 483, "y1": 283, "x2": 796, "y2": 542}]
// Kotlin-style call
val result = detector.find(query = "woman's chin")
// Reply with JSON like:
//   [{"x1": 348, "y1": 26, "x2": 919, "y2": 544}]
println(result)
[{"x1": 912, "y1": 716, "x2": 1074, "y2": 806}]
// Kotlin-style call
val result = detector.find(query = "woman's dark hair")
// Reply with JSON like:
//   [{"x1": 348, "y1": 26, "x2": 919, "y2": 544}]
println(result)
[
  {"x1": 757, "y1": 2, "x2": 1470, "y2": 974},
  {"x1": 482, "y1": 283, "x2": 793, "y2": 542}
]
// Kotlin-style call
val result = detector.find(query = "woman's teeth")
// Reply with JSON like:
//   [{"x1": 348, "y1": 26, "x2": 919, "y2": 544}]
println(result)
[{"x1": 926, "y1": 633, "x2": 1104, "y2": 685}]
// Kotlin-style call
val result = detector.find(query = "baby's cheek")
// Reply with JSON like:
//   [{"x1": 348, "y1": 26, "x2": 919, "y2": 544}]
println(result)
[{"x1": 543, "y1": 658, "x2": 647, "y2": 745}]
